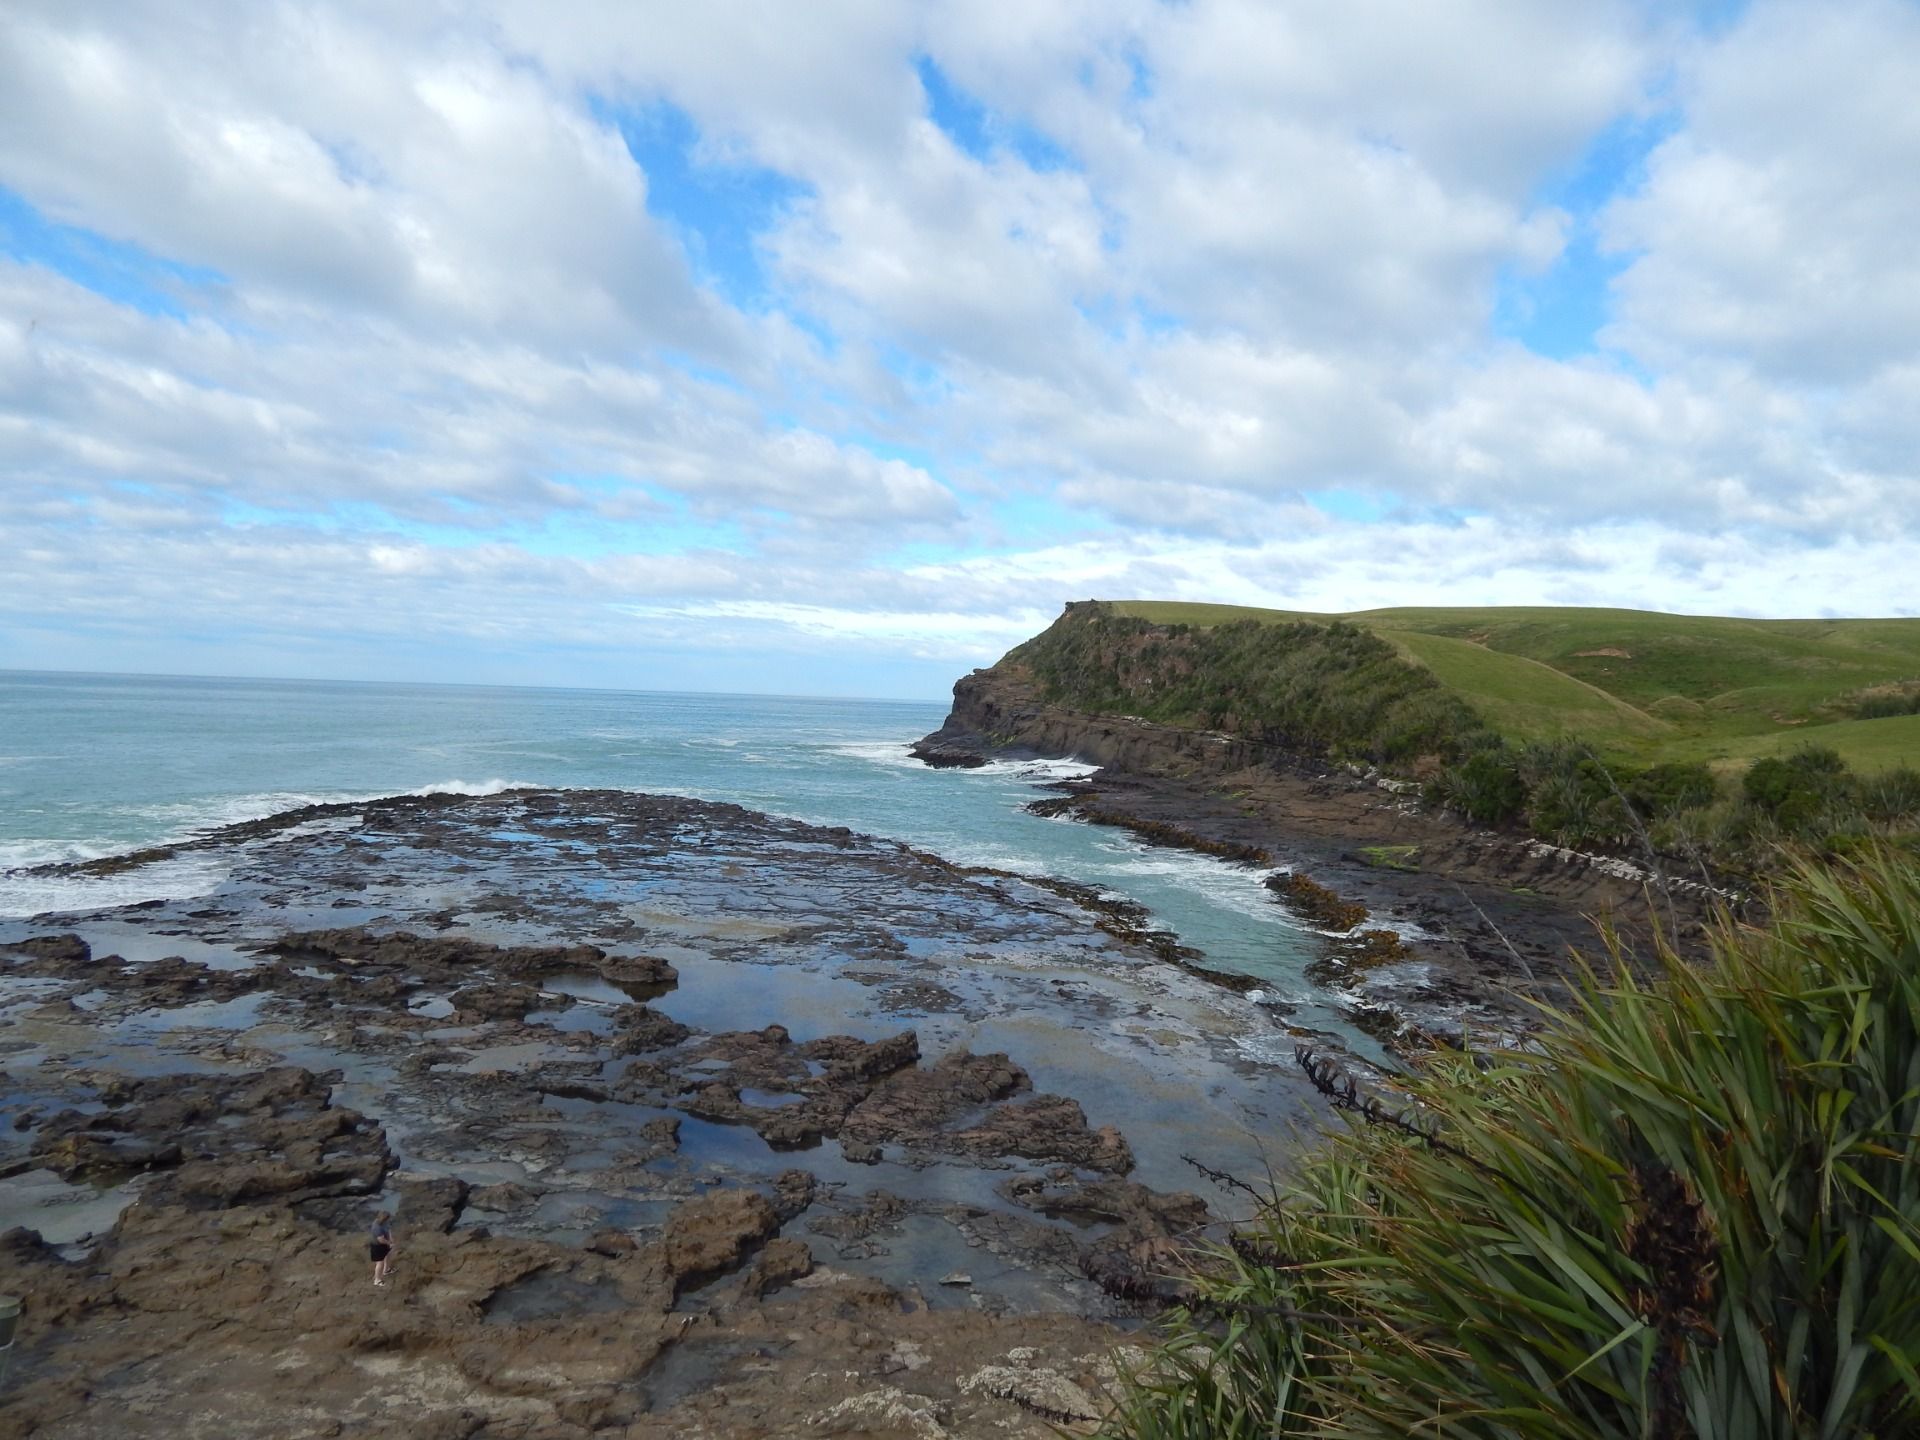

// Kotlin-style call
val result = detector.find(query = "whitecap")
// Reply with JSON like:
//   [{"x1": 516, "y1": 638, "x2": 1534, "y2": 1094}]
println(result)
[
  {"x1": 967, "y1": 756, "x2": 1101, "y2": 781},
  {"x1": 405, "y1": 778, "x2": 542, "y2": 798},
  {"x1": 827, "y1": 740, "x2": 925, "y2": 770},
  {"x1": 935, "y1": 849, "x2": 1049, "y2": 874},
  {"x1": 0, "y1": 851, "x2": 230, "y2": 920},
  {"x1": 0, "y1": 837, "x2": 128, "y2": 870}
]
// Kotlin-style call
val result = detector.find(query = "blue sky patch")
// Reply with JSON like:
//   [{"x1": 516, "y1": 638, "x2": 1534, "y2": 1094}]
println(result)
[
  {"x1": 598, "y1": 99, "x2": 809, "y2": 310},
  {"x1": 0, "y1": 187, "x2": 225, "y2": 319},
  {"x1": 1490, "y1": 111, "x2": 1676, "y2": 359},
  {"x1": 916, "y1": 58, "x2": 1075, "y2": 173},
  {"x1": 1304, "y1": 488, "x2": 1390, "y2": 524}
]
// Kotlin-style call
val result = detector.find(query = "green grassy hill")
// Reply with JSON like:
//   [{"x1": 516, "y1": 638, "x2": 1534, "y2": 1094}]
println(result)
[{"x1": 1108, "y1": 600, "x2": 1920, "y2": 773}]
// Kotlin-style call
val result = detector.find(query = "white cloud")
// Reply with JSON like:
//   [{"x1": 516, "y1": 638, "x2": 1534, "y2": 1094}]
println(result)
[
  {"x1": 1603, "y1": 0, "x2": 1920, "y2": 384},
  {"x1": 0, "y1": 0, "x2": 1916, "y2": 690}
]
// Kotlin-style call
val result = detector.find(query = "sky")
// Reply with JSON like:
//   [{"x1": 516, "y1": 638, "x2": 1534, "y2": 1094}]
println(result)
[{"x1": 2, "y1": 1, "x2": 1918, "y2": 700}]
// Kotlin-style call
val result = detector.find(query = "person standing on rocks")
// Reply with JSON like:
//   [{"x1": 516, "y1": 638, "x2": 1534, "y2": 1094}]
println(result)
[{"x1": 369, "y1": 1211, "x2": 395, "y2": 1287}]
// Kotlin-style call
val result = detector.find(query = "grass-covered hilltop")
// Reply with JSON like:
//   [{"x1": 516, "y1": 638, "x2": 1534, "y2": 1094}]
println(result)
[{"x1": 993, "y1": 600, "x2": 1920, "y2": 873}]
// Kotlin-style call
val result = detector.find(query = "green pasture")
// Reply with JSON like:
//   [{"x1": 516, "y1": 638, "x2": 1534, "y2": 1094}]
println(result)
[{"x1": 1105, "y1": 600, "x2": 1920, "y2": 771}]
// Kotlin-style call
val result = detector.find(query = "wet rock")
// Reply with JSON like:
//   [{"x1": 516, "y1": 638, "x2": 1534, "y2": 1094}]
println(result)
[
  {"x1": 671, "y1": 1027, "x2": 922, "y2": 1150},
  {"x1": 753, "y1": 1105, "x2": 831, "y2": 1150},
  {"x1": 639, "y1": 1115, "x2": 681, "y2": 1151},
  {"x1": 596, "y1": 952, "x2": 678, "y2": 988},
  {"x1": 1002, "y1": 1174, "x2": 1207, "y2": 1237},
  {"x1": 683, "y1": 1081, "x2": 745, "y2": 1124},
  {"x1": 660, "y1": 1188, "x2": 780, "y2": 1292},
  {"x1": 1031, "y1": 792, "x2": 1273, "y2": 866},
  {"x1": 450, "y1": 982, "x2": 543, "y2": 1021},
  {"x1": 0, "y1": 787, "x2": 1277, "y2": 1434},
  {"x1": 267, "y1": 927, "x2": 677, "y2": 992},
  {"x1": 945, "y1": 1096, "x2": 1133, "y2": 1174},
  {"x1": 536, "y1": 1079, "x2": 611, "y2": 1104},
  {"x1": 808, "y1": 1190, "x2": 906, "y2": 1243},
  {"x1": 742, "y1": 1236, "x2": 813, "y2": 1298},
  {"x1": 470, "y1": 1181, "x2": 541, "y2": 1213},
  {"x1": 167, "y1": 1149, "x2": 388, "y2": 1207},
  {"x1": 842, "y1": 1050, "x2": 1028, "y2": 1148},
  {"x1": 838, "y1": 1052, "x2": 1129, "y2": 1172},
  {"x1": 1267, "y1": 871, "x2": 1368, "y2": 932},
  {"x1": 908, "y1": 733, "x2": 990, "y2": 769},
  {"x1": 395, "y1": 1174, "x2": 470, "y2": 1234},
  {"x1": 612, "y1": 1004, "x2": 691, "y2": 1053},
  {"x1": 802, "y1": 1030, "x2": 921, "y2": 1083},
  {"x1": 842, "y1": 1140, "x2": 883, "y2": 1165},
  {"x1": 33, "y1": 1132, "x2": 181, "y2": 1183},
  {"x1": 5, "y1": 932, "x2": 91, "y2": 966},
  {"x1": 29, "y1": 1067, "x2": 395, "y2": 1208},
  {"x1": 771, "y1": 1169, "x2": 816, "y2": 1222},
  {"x1": 1311, "y1": 926, "x2": 1412, "y2": 982},
  {"x1": 115, "y1": 955, "x2": 268, "y2": 1008},
  {"x1": 682, "y1": 1078, "x2": 834, "y2": 1151}
]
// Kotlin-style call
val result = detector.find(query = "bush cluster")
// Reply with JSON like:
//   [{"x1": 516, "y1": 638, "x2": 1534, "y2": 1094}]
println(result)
[
  {"x1": 1853, "y1": 683, "x2": 1920, "y2": 720},
  {"x1": 1428, "y1": 739, "x2": 1920, "y2": 871},
  {"x1": 1426, "y1": 741, "x2": 1724, "y2": 850},
  {"x1": 1105, "y1": 854, "x2": 1920, "y2": 1439}
]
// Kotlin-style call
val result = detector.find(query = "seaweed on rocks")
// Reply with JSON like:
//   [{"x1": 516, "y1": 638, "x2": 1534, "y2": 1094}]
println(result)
[
  {"x1": 1028, "y1": 790, "x2": 1272, "y2": 865},
  {"x1": 1266, "y1": 873, "x2": 1367, "y2": 932}
]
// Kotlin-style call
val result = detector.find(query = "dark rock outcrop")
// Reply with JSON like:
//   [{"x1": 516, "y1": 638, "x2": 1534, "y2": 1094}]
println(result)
[{"x1": 915, "y1": 664, "x2": 1268, "y2": 781}]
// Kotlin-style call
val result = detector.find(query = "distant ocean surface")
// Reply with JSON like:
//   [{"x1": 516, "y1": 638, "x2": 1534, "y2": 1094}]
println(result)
[{"x1": 0, "y1": 669, "x2": 1327, "y2": 1012}]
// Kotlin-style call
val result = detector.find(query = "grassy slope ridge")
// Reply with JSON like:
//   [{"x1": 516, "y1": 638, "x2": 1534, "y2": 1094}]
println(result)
[{"x1": 1108, "y1": 600, "x2": 1920, "y2": 773}]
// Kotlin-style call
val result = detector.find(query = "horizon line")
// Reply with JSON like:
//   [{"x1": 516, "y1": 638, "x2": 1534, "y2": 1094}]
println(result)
[{"x1": 0, "y1": 664, "x2": 950, "y2": 708}]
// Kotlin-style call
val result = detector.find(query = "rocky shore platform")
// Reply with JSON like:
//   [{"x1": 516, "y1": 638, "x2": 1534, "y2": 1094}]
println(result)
[{"x1": 1, "y1": 789, "x2": 1322, "y2": 1438}]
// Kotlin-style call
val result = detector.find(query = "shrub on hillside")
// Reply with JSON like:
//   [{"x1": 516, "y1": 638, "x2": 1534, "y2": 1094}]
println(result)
[
  {"x1": 1429, "y1": 747, "x2": 1528, "y2": 826},
  {"x1": 1852, "y1": 683, "x2": 1920, "y2": 720},
  {"x1": 1623, "y1": 761, "x2": 1719, "y2": 820},
  {"x1": 1741, "y1": 745, "x2": 1852, "y2": 837},
  {"x1": 1516, "y1": 741, "x2": 1630, "y2": 848},
  {"x1": 1855, "y1": 764, "x2": 1920, "y2": 826},
  {"x1": 1104, "y1": 853, "x2": 1920, "y2": 1439}
]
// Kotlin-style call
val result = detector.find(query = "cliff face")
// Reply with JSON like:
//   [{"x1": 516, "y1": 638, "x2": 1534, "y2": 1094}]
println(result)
[{"x1": 909, "y1": 663, "x2": 1272, "y2": 778}]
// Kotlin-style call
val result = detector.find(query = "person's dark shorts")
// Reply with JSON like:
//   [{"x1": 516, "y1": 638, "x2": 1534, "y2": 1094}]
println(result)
[{"x1": 370, "y1": 1241, "x2": 391, "y2": 1262}]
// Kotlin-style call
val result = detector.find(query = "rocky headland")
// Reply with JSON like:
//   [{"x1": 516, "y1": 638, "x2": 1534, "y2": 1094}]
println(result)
[{"x1": 1, "y1": 789, "x2": 1318, "y2": 1438}]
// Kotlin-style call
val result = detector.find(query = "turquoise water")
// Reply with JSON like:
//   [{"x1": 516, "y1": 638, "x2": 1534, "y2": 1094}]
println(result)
[{"x1": 0, "y1": 669, "x2": 1330, "y2": 1016}]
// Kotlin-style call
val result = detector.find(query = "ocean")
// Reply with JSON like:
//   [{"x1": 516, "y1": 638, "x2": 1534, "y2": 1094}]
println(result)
[{"x1": 0, "y1": 668, "x2": 1333, "y2": 1020}]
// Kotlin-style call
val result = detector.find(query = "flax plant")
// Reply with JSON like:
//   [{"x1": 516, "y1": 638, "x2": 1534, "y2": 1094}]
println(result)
[{"x1": 1108, "y1": 853, "x2": 1920, "y2": 1439}]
